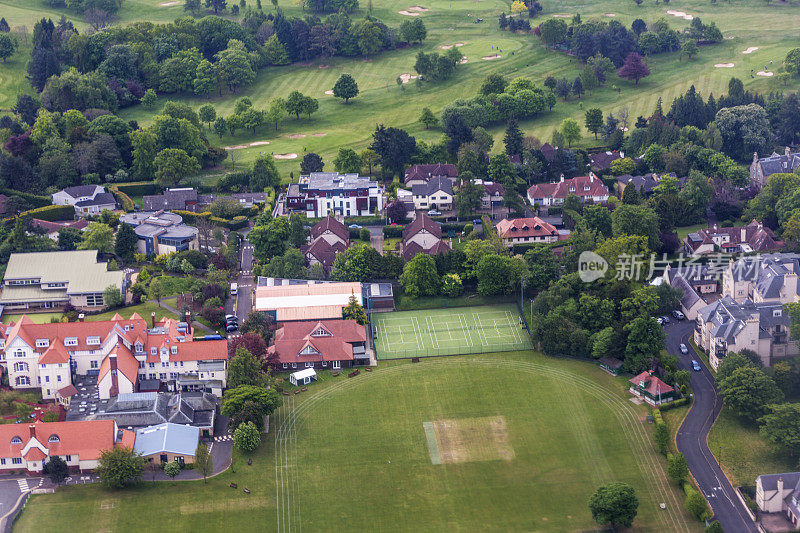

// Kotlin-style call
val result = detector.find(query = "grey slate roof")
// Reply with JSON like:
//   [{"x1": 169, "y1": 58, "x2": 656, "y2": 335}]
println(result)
[
  {"x1": 673, "y1": 275, "x2": 701, "y2": 310},
  {"x1": 75, "y1": 192, "x2": 116, "y2": 208},
  {"x1": 757, "y1": 153, "x2": 800, "y2": 177},
  {"x1": 143, "y1": 188, "x2": 198, "y2": 211},
  {"x1": 411, "y1": 177, "x2": 453, "y2": 197},
  {"x1": 133, "y1": 422, "x2": 200, "y2": 457},
  {"x1": 62, "y1": 185, "x2": 103, "y2": 199}
]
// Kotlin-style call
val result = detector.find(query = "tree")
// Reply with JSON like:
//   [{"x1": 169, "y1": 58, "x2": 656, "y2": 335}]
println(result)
[
  {"x1": 419, "y1": 107, "x2": 438, "y2": 129},
  {"x1": 476, "y1": 254, "x2": 527, "y2": 296},
  {"x1": 400, "y1": 254, "x2": 440, "y2": 297},
  {"x1": 572, "y1": 77, "x2": 584, "y2": 99},
  {"x1": 332, "y1": 73, "x2": 359, "y2": 103},
  {"x1": 264, "y1": 34, "x2": 289, "y2": 65},
  {"x1": 43, "y1": 456, "x2": 69, "y2": 484},
  {"x1": 479, "y1": 73, "x2": 507, "y2": 95},
  {"x1": 785, "y1": 48, "x2": 800, "y2": 77},
  {"x1": 58, "y1": 228, "x2": 82, "y2": 251},
  {"x1": 718, "y1": 366, "x2": 784, "y2": 423},
  {"x1": 685, "y1": 489, "x2": 708, "y2": 519},
  {"x1": 555, "y1": 77, "x2": 572, "y2": 101},
  {"x1": 96, "y1": 447, "x2": 146, "y2": 489},
  {"x1": 503, "y1": 116, "x2": 523, "y2": 157},
  {"x1": 114, "y1": 222, "x2": 138, "y2": 263},
  {"x1": 0, "y1": 18, "x2": 9, "y2": 33},
  {"x1": 215, "y1": 40, "x2": 255, "y2": 92},
  {"x1": 79, "y1": 222, "x2": 114, "y2": 254},
  {"x1": 540, "y1": 18, "x2": 568, "y2": 45},
  {"x1": 370, "y1": 125, "x2": 416, "y2": 178},
  {"x1": 228, "y1": 347, "x2": 269, "y2": 388},
  {"x1": 0, "y1": 33, "x2": 16, "y2": 63},
  {"x1": 386, "y1": 200, "x2": 408, "y2": 224},
  {"x1": 360, "y1": 148, "x2": 380, "y2": 176},
  {"x1": 455, "y1": 175, "x2": 483, "y2": 217},
  {"x1": 141, "y1": 89, "x2": 157, "y2": 109},
  {"x1": 233, "y1": 421, "x2": 261, "y2": 452},
  {"x1": 668, "y1": 452, "x2": 689, "y2": 485},
  {"x1": 588, "y1": 483, "x2": 639, "y2": 529},
  {"x1": 713, "y1": 104, "x2": 772, "y2": 162},
  {"x1": 195, "y1": 443, "x2": 213, "y2": 483},
  {"x1": 249, "y1": 217, "x2": 289, "y2": 261},
  {"x1": 653, "y1": 422, "x2": 670, "y2": 455},
  {"x1": 153, "y1": 148, "x2": 200, "y2": 188},
  {"x1": 706, "y1": 521, "x2": 724, "y2": 533},
  {"x1": 198, "y1": 105, "x2": 217, "y2": 130},
  {"x1": 163, "y1": 461, "x2": 181, "y2": 482},
  {"x1": 617, "y1": 52, "x2": 651, "y2": 86},
  {"x1": 758, "y1": 403, "x2": 800, "y2": 456},
  {"x1": 221, "y1": 385, "x2": 282, "y2": 430},
  {"x1": 631, "y1": 18, "x2": 646, "y2": 36},
  {"x1": 611, "y1": 203, "x2": 660, "y2": 251},
  {"x1": 251, "y1": 154, "x2": 280, "y2": 190},
  {"x1": 103, "y1": 285, "x2": 123, "y2": 308},
  {"x1": 682, "y1": 40, "x2": 698, "y2": 60},
  {"x1": 559, "y1": 118, "x2": 581, "y2": 147},
  {"x1": 206, "y1": 0, "x2": 228, "y2": 15},
  {"x1": 441, "y1": 273, "x2": 463, "y2": 297},
  {"x1": 580, "y1": 65, "x2": 599, "y2": 94},
  {"x1": 582, "y1": 205, "x2": 613, "y2": 238},
  {"x1": 623, "y1": 316, "x2": 664, "y2": 373},
  {"x1": 300, "y1": 152, "x2": 324, "y2": 174},
  {"x1": 342, "y1": 294, "x2": 368, "y2": 325},
  {"x1": 333, "y1": 148, "x2": 362, "y2": 174},
  {"x1": 583, "y1": 108, "x2": 604, "y2": 140}
]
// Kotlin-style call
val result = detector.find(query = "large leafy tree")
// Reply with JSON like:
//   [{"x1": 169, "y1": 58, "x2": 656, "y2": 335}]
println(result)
[
  {"x1": 584, "y1": 108, "x2": 603, "y2": 139},
  {"x1": 114, "y1": 222, "x2": 138, "y2": 263},
  {"x1": 370, "y1": 125, "x2": 416, "y2": 178},
  {"x1": 611, "y1": 203, "x2": 661, "y2": 252},
  {"x1": 233, "y1": 421, "x2": 261, "y2": 452},
  {"x1": 96, "y1": 447, "x2": 146, "y2": 489},
  {"x1": 718, "y1": 366, "x2": 784, "y2": 423},
  {"x1": 154, "y1": 148, "x2": 200, "y2": 187},
  {"x1": 79, "y1": 222, "x2": 114, "y2": 254},
  {"x1": 300, "y1": 152, "x2": 324, "y2": 174},
  {"x1": 43, "y1": 456, "x2": 69, "y2": 484},
  {"x1": 227, "y1": 347, "x2": 270, "y2": 389},
  {"x1": 221, "y1": 385, "x2": 282, "y2": 430},
  {"x1": 623, "y1": 316, "x2": 664, "y2": 373},
  {"x1": 331, "y1": 243, "x2": 382, "y2": 282},
  {"x1": 759, "y1": 403, "x2": 800, "y2": 456},
  {"x1": 332, "y1": 74, "x2": 359, "y2": 103},
  {"x1": 333, "y1": 148, "x2": 362, "y2": 174},
  {"x1": 454, "y1": 173, "x2": 483, "y2": 218},
  {"x1": 195, "y1": 443, "x2": 213, "y2": 483},
  {"x1": 251, "y1": 154, "x2": 281, "y2": 191},
  {"x1": 249, "y1": 217, "x2": 290, "y2": 262},
  {"x1": 400, "y1": 253, "x2": 440, "y2": 297},
  {"x1": 617, "y1": 52, "x2": 651, "y2": 86},
  {"x1": 588, "y1": 483, "x2": 639, "y2": 529}
]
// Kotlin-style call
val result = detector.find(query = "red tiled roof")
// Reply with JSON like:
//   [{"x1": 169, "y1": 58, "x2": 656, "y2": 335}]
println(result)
[
  {"x1": 310, "y1": 216, "x2": 349, "y2": 242},
  {"x1": 31, "y1": 219, "x2": 89, "y2": 233},
  {"x1": 684, "y1": 220, "x2": 785, "y2": 253},
  {"x1": 38, "y1": 343, "x2": 70, "y2": 365},
  {"x1": 402, "y1": 212, "x2": 442, "y2": 241},
  {"x1": 24, "y1": 447, "x2": 46, "y2": 461},
  {"x1": 401, "y1": 239, "x2": 451, "y2": 262},
  {"x1": 527, "y1": 175, "x2": 609, "y2": 201},
  {"x1": 57, "y1": 385, "x2": 78, "y2": 398},
  {"x1": 0, "y1": 420, "x2": 117, "y2": 461},
  {"x1": 629, "y1": 372, "x2": 674, "y2": 396},
  {"x1": 97, "y1": 344, "x2": 140, "y2": 385},
  {"x1": 269, "y1": 319, "x2": 366, "y2": 364},
  {"x1": 496, "y1": 217, "x2": 558, "y2": 240}
]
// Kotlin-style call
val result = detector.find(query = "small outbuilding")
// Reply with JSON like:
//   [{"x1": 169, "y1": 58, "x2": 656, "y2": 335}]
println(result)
[
  {"x1": 599, "y1": 357, "x2": 623, "y2": 376},
  {"x1": 628, "y1": 371, "x2": 675, "y2": 406},
  {"x1": 289, "y1": 368, "x2": 318, "y2": 386},
  {"x1": 133, "y1": 422, "x2": 200, "y2": 466}
]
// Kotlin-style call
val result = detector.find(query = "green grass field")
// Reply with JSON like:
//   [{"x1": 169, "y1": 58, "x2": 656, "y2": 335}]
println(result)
[
  {"x1": 3, "y1": 0, "x2": 799, "y2": 178},
  {"x1": 15, "y1": 352, "x2": 701, "y2": 532},
  {"x1": 372, "y1": 303, "x2": 531, "y2": 359}
]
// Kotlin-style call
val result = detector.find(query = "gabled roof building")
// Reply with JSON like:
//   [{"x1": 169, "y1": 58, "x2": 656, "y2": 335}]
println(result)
[
  {"x1": 404, "y1": 163, "x2": 458, "y2": 186},
  {"x1": 495, "y1": 217, "x2": 560, "y2": 247},
  {"x1": 683, "y1": 221, "x2": 784, "y2": 256},
  {"x1": 750, "y1": 147, "x2": 800, "y2": 188},
  {"x1": 401, "y1": 213, "x2": 451, "y2": 261},
  {"x1": 527, "y1": 174, "x2": 610, "y2": 206},
  {"x1": 269, "y1": 319, "x2": 367, "y2": 370},
  {"x1": 52, "y1": 185, "x2": 117, "y2": 217},
  {"x1": 302, "y1": 217, "x2": 350, "y2": 273},
  {"x1": 756, "y1": 472, "x2": 800, "y2": 527}
]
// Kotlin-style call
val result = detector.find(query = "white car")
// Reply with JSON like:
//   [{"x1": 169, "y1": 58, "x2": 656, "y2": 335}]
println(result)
[{"x1": 679, "y1": 343, "x2": 689, "y2": 354}]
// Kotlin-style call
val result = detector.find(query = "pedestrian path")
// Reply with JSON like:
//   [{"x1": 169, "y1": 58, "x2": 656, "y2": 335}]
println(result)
[
  {"x1": 214, "y1": 434, "x2": 232, "y2": 443},
  {"x1": 17, "y1": 478, "x2": 42, "y2": 492}
]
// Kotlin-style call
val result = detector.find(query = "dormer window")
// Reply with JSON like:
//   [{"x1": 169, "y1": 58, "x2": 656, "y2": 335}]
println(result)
[
  {"x1": 774, "y1": 309, "x2": 782, "y2": 317},
  {"x1": 171, "y1": 346, "x2": 177, "y2": 355},
  {"x1": 584, "y1": 186, "x2": 590, "y2": 191},
  {"x1": 87, "y1": 336, "x2": 100, "y2": 346},
  {"x1": 300, "y1": 345, "x2": 320, "y2": 355},
  {"x1": 160, "y1": 347, "x2": 168, "y2": 356},
  {"x1": 150, "y1": 347, "x2": 157, "y2": 356},
  {"x1": 135, "y1": 342, "x2": 143, "y2": 353},
  {"x1": 310, "y1": 326, "x2": 331, "y2": 337},
  {"x1": 48, "y1": 434, "x2": 60, "y2": 443},
  {"x1": 35, "y1": 339, "x2": 50, "y2": 349},
  {"x1": 10, "y1": 436, "x2": 21, "y2": 445},
  {"x1": 64, "y1": 337, "x2": 78, "y2": 347}
]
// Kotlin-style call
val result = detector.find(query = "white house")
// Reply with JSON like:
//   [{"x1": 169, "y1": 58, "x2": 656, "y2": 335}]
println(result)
[{"x1": 52, "y1": 185, "x2": 117, "y2": 217}]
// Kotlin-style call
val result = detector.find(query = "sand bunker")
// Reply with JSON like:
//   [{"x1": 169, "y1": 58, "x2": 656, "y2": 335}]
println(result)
[
  {"x1": 743, "y1": 47, "x2": 759, "y2": 54},
  {"x1": 459, "y1": 57, "x2": 469, "y2": 64},
  {"x1": 409, "y1": 6, "x2": 429, "y2": 11},
  {"x1": 324, "y1": 90, "x2": 334, "y2": 95},
  {"x1": 666, "y1": 9, "x2": 694, "y2": 20},
  {"x1": 552, "y1": 14, "x2": 571, "y2": 17},
  {"x1": 604, "y1": 13, "x2": 616, "y2": 16},
  {"x1": 398, "y1": 10, "x2": 420, "y2": 16},
  {"x1": 225, "y1": 140, "x2": 272, "y2": 150},
  {"x1": 287, "y1": 134, "x2": 306, "y2": 139},
  {"x1": 482, "y1": 54, "x2": 501, "y2": 60},
  {"x1": 311, "y1": 133, "x2": 327, "y2": 137},
  {"x1": 224, "y1": 145, "x2": 248, "y2": 150},
  {"x1": 715, "y1": 63, "x2": 735, "y2": 68},
  {"x1": 318, "y1": 64, "x2": 329, "y2": 69},
  {"x1": 757, "y1": 71, "x2": 774, "y2": 77},
  {"x1": 158, "y1": 0, "x2": 180, "y2": 5},
  {"x1": 440, "y1": 43, "x2": 465, "y2": 50},
  {"x1": 399, "y1": 73, "x2": 419, "y2": 83},
  {"x1": 274, "y1": 153, "x2": 298, "y2": 160},
  {"x1": 249, "y1": 141, "x2": 270, "y2": 147}
]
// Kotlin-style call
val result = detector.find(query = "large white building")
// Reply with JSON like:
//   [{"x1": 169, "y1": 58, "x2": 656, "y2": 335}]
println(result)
[
  {"x1": 283, "y1": 173, "x2": 383, "y2": 218},
  {"x1": 1, "y1": 313, "x2": 227, "y2": 400}
]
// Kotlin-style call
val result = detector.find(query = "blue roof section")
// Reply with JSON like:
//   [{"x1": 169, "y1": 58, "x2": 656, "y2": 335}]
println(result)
[{"x1": 133, "y1": 422, "x2": 200, "y2": 457}]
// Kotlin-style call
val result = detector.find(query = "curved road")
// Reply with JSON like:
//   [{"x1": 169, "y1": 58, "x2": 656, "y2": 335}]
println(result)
[{"x1": 666, "y1": 321, "x2": 758, "y2": 533}]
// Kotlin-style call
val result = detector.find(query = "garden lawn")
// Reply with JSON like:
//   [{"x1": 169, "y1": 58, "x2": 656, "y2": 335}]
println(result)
[
  {"x1": 708, "y1": 406, "x2": 796, "y2": 488},
  {"x1": 87, "y1": 301, "x2": 179, "y2": 323},
  {"x1": 16, "y1": 352, "x2": 701, "y2": 532},
  {"x1": 1, "y1": 313, "x2": 61, "y2": 325}
]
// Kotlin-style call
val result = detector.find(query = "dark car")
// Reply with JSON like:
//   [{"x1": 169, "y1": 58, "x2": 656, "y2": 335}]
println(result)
[
  {"x1": 691, "y1": 360, "x2": 701, "y2": 371},
  {"x1": 226, "y1": 323, "x2": 239, "y2": 333}
]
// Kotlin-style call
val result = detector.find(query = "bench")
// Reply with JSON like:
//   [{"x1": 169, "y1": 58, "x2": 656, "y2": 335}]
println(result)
[
  {"x1": 301, "y1": 387, "x2": 307, "y2": 392},
  {"x1": 412, "y1": 357, "x2": 420, "y2": 363},
  {"x1": 365, "y1": 367, "x2": 372, "y2": 372},
  {"x1": 230, "y1": 483, "x2": 238, "y2": 489},
  {"x1": 331, "y1": 372, "x2": 340, "y2": 377},
  {"x1": 348, "y1": 369, "x2": 360, "y2": 378}
]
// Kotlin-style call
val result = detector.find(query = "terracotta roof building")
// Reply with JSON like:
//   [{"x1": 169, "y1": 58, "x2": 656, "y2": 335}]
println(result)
[
  {"x1": 302, "y1": 217, "x2": 350, "y2": 273},
  {"x1": 683, "y1": 220, "x2": 784, "y2": 256},
  {"x1": 527, "y1": 174, "x2": 610, "y2": 206},
  {"x1": 628, "y1": 371, "x2": 675, "y2": 406},
  {"x1": 269, "y1": 319, "x2": 367, "y2": 370},
  {"x1": 496, "y1": 217, "x2": 560, "y2": 247},
  {"x1": 0, "y1": 420, "x2": 132, "y2": 473},
  {"x1": 401, "y1": 213, "x2": 451, "y2": 261},
  {"x1": 3, "y1": 313, "x2": 227, "y2": 401},
  {"x1": 31, "y1": 219, "x2": 89, "y2": 241}
]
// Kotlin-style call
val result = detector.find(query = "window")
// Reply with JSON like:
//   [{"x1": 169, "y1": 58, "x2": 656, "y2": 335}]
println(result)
[
  {"x1": 151, "y1": 347, "x2": 157, "y2": 356},
  {"x1": 57, "y1": 375, "x2": 61, "y2": 382},
  {"x1": 48, "y1": 434, "x2": 59, "y2": 443},
  {"x1": 64, "y1": 337, "x2": 78, "y2": 347},
  {"x1": 44, "y1": 376, "x2": 49, "y2": 383},
  {"x1": 13, "y1": 349, "x2": 24, "y2": 358},
  {"x1": 0, "y1": 459, "x2": 5, "y2": 465},
  {"x1": 322, "y1": 361, "x2": 327, "y2": 367},
  {"x1": 171, "y1": 346, "x2": 177, "y2": 355},
  {"x1": 148, "y1": 373, "x2": 156, "y2": 380},
  {"x1": 90, "y1": 361, "x2": 98, "y2": 369},
  {"x1": 159, "y1": 373, "x2": 166, "y2": 379},
  {"x1": 170, "y1": 372, "x2": 177, "y2": 380},
  {"x1": 10, "y1": 437, "x2": 21, "y2": 445},
  {"x1": 65, "y1": 455, "x2": 72, "y2": 462},
  {"x1": 774, "y1": 309, "x2": 782, "y2": 317},
  {"x1": 15, "y1": 376, "x2": 29, "y2": 386},
  {"x1": 85, "y1": 293, "x2": 104, "y2": 307},
  {"x1": 161, "y1": 362, "x2": 168, "y2": 368},
  {"x1": 87, "y1": 336, "x2": 100, "y2": 345},
  {"x1": 291, "y1": 363, "x2": 297, "y2": 369},
  {"x1": 135, "y1": 342, "x2": 143, "y2": 353},
  {"x1": 149, "y1": 363, "x2": 155, "y2": 369},
  {"x1": 305, "y1": 362, "x2": 313, "y2": 368},
  {"x1": 282, "y1": 363, "x2": 288, "y2": 369},
  {"x1": 35, "y1": 339, "x2": 50, "y2": 349},
  {"x1": 139, "y1": 361, "x2": 145, "y2": 369},
  {"x1": 13, "y1": 362, "x2": 28, "y2": 372},
  {"x1": 11, "y1": 458, "x2": 21, "y2": 465}
]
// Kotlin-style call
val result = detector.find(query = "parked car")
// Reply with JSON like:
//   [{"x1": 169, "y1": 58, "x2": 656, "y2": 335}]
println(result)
[
  {"x1": 226, "y1": 323, "x2": 239, "y2": 332},
  {"x1": 348, "y1": 224, "x2": 362, "y2": 229},
  {"x1": 428, "y1": 210, "x2": 442, "y2": 216},
  {"x1": 661, "y1": 316, "x2": 670, "y2": 324},
  {"x1": 225, "y1": 314, "x2": 237, "y2": 322},
  {"x1": 691, "y1": 360, "x2": 701, "y2": 371},
  {"x1": 679, "y1": 343, "x2": 688, "y2": 354},
  {"x1": 672, "y1": 310, "x2": 685, "y2": 320},
  {"x1": 656, "y1": 317, "x2": 664, "y2": 325}
]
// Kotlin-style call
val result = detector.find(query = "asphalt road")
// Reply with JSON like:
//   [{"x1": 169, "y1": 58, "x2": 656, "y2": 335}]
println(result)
[
  {"x1": 227, "y1": 235, "x2": 255, "y2": 324},
  {"x1": 666, "y1": 320, "x2": 758, "y2": 533}
]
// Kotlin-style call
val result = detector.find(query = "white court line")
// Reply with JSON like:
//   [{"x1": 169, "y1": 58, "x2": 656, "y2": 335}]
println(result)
[
  {"x1": 460, "y1": 314, "x2": 475, "y2": 347},
  {"x1": 472, "y1": 313, "x2": 488, "y2": 346},
  {"x1": 426, "y1": 315, "x2": 440, "y2": 350},
  {"x1": 411, "y1": 316, "x2": 423, "y2": 350}
]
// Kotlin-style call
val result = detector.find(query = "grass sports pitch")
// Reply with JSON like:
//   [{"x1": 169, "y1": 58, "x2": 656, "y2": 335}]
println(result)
[{"x1": 372, "y1": 304, "x2": 531, "y2": 359}]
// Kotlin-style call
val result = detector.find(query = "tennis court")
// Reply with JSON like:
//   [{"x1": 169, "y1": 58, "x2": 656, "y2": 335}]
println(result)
[{"x1": 372, "y1": 304, "x2": 532, "y2": 359}]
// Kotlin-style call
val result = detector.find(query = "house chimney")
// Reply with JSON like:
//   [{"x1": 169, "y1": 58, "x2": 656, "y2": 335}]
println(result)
[
  {"x1": 778, "y1": 477, "x2": 785, "y2": 494},
  {"x1": 151, "y1": 312, "x2": 156, "y2": 329},
  {"x1": 620, "y1": 151, "x2": 625, "y2": 159},
  {"x1": 589, "y1": 172, "x2": 595, "y2": 182},
  {"x1": 28, "y1": 424, "x2": 36, "y2": 439},
  {"x1": 109, "y1": 353, "x2": 119, "y2": 397},
  {"x1": 185, "y1": 311, "x2": 191, "y2": 323},
  {"x1": 786, "y1": 146, "x2": 791, "y2": 157},
  {"x1": 560, "y1": 174, "x2": 565, "y2": 183},
  {"x1": 78, "y1": 313, "x2": 85, "y2": 322},
  {"x1": 741, "y1": 227, "x2": 746, "y2": 242},
  {"x1": 753, "y1": 152, "x2": 759, "y2": 164}
]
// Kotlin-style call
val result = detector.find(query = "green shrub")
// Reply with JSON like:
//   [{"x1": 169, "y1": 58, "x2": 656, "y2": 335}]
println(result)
[
  {"x1": 383, "y1": 225, "x2": 405, "y2": 238},
  {"x1": 116, "y1": 182, "x2": 159, "y2": 196},
  {"x1": 16, "y1": 204, "x2": 75, "y2": 222},
  {"x1": 659, "y1": 398, "x2": 690, "y2": 411},
  {"x1": 0, "y1": 188, "x2": 50, "y2": 208}
]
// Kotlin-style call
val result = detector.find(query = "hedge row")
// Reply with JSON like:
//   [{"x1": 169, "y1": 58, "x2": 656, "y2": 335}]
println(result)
[
  {"x1": 344, "y1": 215, "x2": 383, "y2": 225},
  {"x1": 383, "y1": 225, "x2": 405, "y2": 238},
  {"x1": 115, "y1": 182, "x2": 160, "y2": 197},
  {"x1": 172, "y1": 210, "x2": 248, "y2": 230},
  {"x1": 658, "y1": 397, "x2": 690, "y2": 412},
  {"x1": 0, "y1": 188, "x2": 50, "y2": 208},
  {"x1": 18, "y1": 204, "x2": 75, "y2": 222},
  {"x1": 108, "y1": 186, "x2": 135, "y2": 212}
]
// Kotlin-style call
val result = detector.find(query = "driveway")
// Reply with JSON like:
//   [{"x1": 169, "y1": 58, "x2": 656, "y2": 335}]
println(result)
[
  {"x1": 665, "y1": 320, "x2": 758, "y2": 532},
  {"x1": 0, "y1": 477, "x2": 44, "y2": 532}
]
